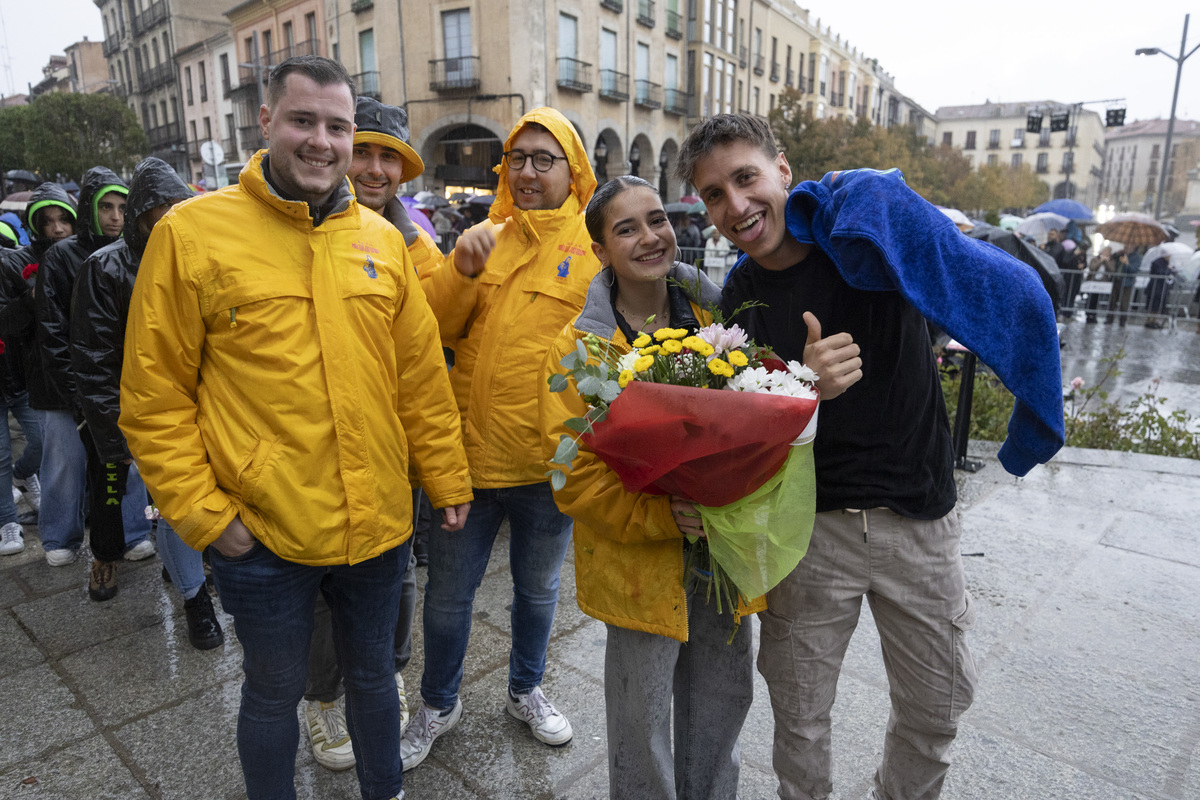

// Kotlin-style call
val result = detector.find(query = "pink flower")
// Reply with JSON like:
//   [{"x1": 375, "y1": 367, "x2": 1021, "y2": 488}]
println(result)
[{"x1": 1071, "y1": 376, "x2": 1084, "y2": 390}]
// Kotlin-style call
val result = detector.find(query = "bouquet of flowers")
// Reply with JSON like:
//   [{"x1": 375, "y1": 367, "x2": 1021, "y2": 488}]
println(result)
[{"x1": 547, "y1": 321, "x2": 818, "y2": 615}]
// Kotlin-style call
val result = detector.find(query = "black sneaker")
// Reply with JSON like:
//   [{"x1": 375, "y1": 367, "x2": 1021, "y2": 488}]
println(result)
[
  {"x1": 183, "y1": 589, "x2": 225, "y2": 650},
  {"x1": 88, "y1": 559, "x2": 119, "y2": 602}
]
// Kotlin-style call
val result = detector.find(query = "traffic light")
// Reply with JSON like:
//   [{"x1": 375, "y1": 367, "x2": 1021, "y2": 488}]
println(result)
[
  {"x1": 1049, "y1": 112, "x2": 1070, "y2": 132},
  {"x1": 1106, "y1": 108, "x2": 1126, "y2": 127},
  {"x1": 1026, "y1": 111, "x2": 1043, "y2": 134}
]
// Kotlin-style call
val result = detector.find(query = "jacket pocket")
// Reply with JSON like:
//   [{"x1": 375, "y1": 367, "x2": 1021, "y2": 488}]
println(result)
[{"x1": 237, "y1": 436, "x2": 281, "y2": 507}]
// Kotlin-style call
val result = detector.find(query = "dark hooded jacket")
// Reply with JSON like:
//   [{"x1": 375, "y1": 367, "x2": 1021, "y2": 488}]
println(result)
[
  {"x1": 71, "y1": 158, "x2": 191, "y2": 461},
  {"x1": 0, "y1": 182, "x2": 78, "y2": 406},
  {"x1": 35, "y1": 167, "x2": 127, "y2": 412}
]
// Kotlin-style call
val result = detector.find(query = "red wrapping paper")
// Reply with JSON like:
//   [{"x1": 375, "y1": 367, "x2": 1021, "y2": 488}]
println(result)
[{"x1": 583, "y1": 381, "x2": 818, "y2": 507}]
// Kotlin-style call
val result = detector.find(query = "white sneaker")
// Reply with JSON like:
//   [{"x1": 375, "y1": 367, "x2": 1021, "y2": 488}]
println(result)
[
  {"x1": 45, "y1": 548, "x2": 77, "y2": 567},
  {"x1": 124, "y1": 539, "x2": 157, "y2": 561},
  {"x1": 13, "y1": 475, "x2": 40, "y2": 511},
  {"x1": 0, "y1": 522, "x2": 24, "y2": 555},
  {"x1": 506, "y1": 687, "x2": 573, "y2": 745},
  {"x1": 396, "y1": 672, "x2": 409, "y2": 729},
  {"x1": 400, "y1": 699, "x2": 462, "y2": 771},
  {"x1": 304, "y1": 698, "x2": 356, "y2": 771}
]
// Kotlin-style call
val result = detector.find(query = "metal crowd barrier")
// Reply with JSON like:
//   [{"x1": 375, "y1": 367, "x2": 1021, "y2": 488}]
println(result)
[{"x1": 1062, "y1": 267, "x2": 1198, "y2": 329}]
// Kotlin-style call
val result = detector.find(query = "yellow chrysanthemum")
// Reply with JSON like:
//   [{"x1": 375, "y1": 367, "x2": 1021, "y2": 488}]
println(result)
[
  {"x1": 681, "y1": 336, "x2": 715, "y2": 357},
  {"x1": 653, "y1": 327, "x2": 687, "y2": 341},
  {"x1": 618, "y1": 369, "x2": 634, "y2": 388},
  {"x1": 707, "y1": 358, "x2": 734, "y2": 377},
  {"x1": 728, "y1": 350, "x2": 749, "y2": 367},
  {"x1": 639, "y1": 344, "x2": 662, "y2": 356},
  {"x1": 631, "y1": 333, "x2": 652, "y2": 348},
  {"x1": 634, "y1": 355, "x2": 655, "y2": 372},
  {"x1": 661, "y1": 338, "x2": 683, "y2": 353}
]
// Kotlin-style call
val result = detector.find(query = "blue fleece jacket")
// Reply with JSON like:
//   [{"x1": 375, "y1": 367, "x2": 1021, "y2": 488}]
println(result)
[{"x1": 776, "y1": 167, "x2": 1063, "y2": 477}]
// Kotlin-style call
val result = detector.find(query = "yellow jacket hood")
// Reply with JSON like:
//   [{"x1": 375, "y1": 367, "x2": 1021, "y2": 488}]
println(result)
[{"x1": 490, "y1": 107, "x2": 597, "y2": 225}]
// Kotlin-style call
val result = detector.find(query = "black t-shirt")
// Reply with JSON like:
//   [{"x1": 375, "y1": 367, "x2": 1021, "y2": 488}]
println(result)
[{"x1": 721, "y1": 247, "x2": 955, "y2": 519}]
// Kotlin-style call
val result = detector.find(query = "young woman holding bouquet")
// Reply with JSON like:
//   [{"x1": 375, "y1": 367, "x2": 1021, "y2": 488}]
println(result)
[{"x1": 539, "y1": 176, "x2": 765, "y2": 799}]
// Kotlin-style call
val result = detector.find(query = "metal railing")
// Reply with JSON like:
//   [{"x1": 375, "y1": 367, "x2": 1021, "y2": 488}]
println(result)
[
  {"x1": 222, "y1": 137, "x2": 237, "y2": 158},
  {"x1": 353, "y1": 70, "x2": 380, "y2": 99},
  {"x1": 634, "y1": 79, "x2": 662, "y2": 109},
  {"x1": 600, "y1": 0, "x2": 623, "y2": 10},
  {"x1": 131, "y1": 1, "x2": 167, "y2": 36},
  {"x1": 138, "y1": 62, "x2": 175, "y2": 92},
  {"x1": 429, "y1": 56, "x2": 480, "y2": 91},
  {"x1": 598, "y1": 69, "x2": 629, "y2": 101},
  {"x1": 663, "y1": 88, "x2": 690, "y2": 116},
  {"x1": 238, "y1": 39, "x2": 320, "y2": 86},
  {"x1": 770, "y1": 63, "x2": 780, "y2": 82},
  {"x1": 239, "y1": 124, "x2": 264, "y2": 152},
  {"x1": 637, "y1": 0, "x2": 655, "y2": 26},
  {"x1": 102, "y1": 38, "x2": 120, "y2": 57},
  {"x1": 146, "y1": 120, "x2": 182, "y2": 150},
  {"x1": 1067, "y1": 267, "x2": 1197, "y2": 329},
  {"x1": 351, "y1": 0, "x2": 374, "y2": 11},
  {"x1": 753, "y1": 54, "x2": 764, "y2": 75},
  {"x1": 666, "y1": 10, "x2": 683, "y2": 39},
  {"x1": 556, "y1": 58, "x2": 592, "y2": 92}
]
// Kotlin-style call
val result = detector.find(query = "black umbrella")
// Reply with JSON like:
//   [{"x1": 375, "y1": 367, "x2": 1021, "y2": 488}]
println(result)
[
  {"x1": 467, "y1": 194, "x2": 494, "y2": 206},
  {"x1": 4, "y1": 169, "x2": 38, "y2": 183},
  {"x1": 968, "y1": 223, "x2": 1063, "y2": 310}
]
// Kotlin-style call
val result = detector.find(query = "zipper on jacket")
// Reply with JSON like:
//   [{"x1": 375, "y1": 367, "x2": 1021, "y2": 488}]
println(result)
[{"x1": 229, "y1": 308, "x2": 238, "y2": 328}]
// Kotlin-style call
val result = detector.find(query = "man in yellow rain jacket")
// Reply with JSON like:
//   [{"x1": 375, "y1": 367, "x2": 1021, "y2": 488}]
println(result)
[
  {"x1": 119, "y1": 56, "x2": 471, "y2": 800},
  {"x1": 401, "y1": 107, "x2": 599, "y2": 770}
]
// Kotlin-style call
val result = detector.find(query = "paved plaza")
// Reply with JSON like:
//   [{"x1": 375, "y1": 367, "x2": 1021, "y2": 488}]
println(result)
[{"x1": 2, "y1": 439, "x2": 1198, "y2": 799}]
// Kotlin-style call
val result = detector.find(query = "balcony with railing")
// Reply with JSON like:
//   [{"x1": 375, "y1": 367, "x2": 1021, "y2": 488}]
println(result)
[
  {"x1": 635, "y1": 79, "x2": 662, "y2": 109},
  {"x1": 353, "y1": 70, "x2": 380, "y2": 99},
  {"x1": 600, "y1": 0, "x2": 622, "y2": 11},
  {"x1": 785, "y1": 68, "x2": 794, "y2": 87},
  {"x1": 102, "y1": 37, "x2": 120, "y2": 57},
  {"x1": 556, "y1": 58, "x2": 592, "y2": 92},
  {"x1": 637, "y1": 0, "x2": 655, "y2": 26},
  {"x1": 666, "y1": 9, "x2": 682, "y2": 39},
  {"x1": 222, "y1": 137, "x2": 237, "y2": 158},
  {"x1": 429, "y1": 56, "x2": 480, "y2": 92},
  {"x1": 131, "y1": 1, "x2": 167, "y2": 37},
  {"x1": 598, "y1": 69, "x2": 629, "y2": 102},
  {"x1": 236, "y1": 39, "x2": 320, "y2": 87},
  {"x1": 186, "y1": 141, "x2": 202, "y2": 163},
  {"x1": 239, "y1": 125, "x2": 264, "y2": 152},
  {"x1": 138, "y1": 61, "x2": 175, "y2": 92},
  {"x1": 753, "y1": 54, "x2": 764, "y2": 76},
  {"x1": 146, "y1": 120, "x2": 182, "y2": 150},
  {"x1": 351, "y1": 0, "x2": 374, "y2": 11},
  {"x1": 770, "y1": 63, "x2": 780, "y2": 83},
  {"x1": 738, "y1": 46, "x2": 748, "y2": 68},
  {"x1": 664, "y1": 88, "x2": 690, "y2": 116}
]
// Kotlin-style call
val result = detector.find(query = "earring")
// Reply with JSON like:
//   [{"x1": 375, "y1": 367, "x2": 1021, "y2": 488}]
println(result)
[{"x1": 603, "y1": 268, "x2": 614, "y2": 287}]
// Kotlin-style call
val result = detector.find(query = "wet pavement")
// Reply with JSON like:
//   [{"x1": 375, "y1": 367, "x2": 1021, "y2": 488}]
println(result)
[{"x1": 2, "y1": 436, "x2": 1198, "y2": 800}]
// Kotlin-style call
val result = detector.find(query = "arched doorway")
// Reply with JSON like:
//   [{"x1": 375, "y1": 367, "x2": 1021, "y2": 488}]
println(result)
[
  {"x1": 593, "y1": 130, "x2": 622, "y2": 185},
  {"x1": 431, "y1": 123, "x2": 503, "y2": 193},
  {"x1": 628, "y1": 133, "x2": 653, "y2": 180},
  {"x1": 658, "y1": 139, "x2": 680, "y2": 201}
]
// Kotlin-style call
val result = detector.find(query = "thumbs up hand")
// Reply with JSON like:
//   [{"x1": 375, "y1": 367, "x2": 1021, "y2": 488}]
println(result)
[{"x1": 802, "y1": 311, "x2": 862, "y2": 401}]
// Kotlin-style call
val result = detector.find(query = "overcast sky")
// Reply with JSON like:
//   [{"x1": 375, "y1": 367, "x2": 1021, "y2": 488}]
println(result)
[{"x1": 2, "y1": 0, "x2": 1195, "y2": 123}]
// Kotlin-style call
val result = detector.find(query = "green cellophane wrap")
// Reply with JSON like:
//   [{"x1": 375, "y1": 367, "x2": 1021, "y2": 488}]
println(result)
[{"x1": 697, "y1": 443, "x2": 816, "y2": 599}]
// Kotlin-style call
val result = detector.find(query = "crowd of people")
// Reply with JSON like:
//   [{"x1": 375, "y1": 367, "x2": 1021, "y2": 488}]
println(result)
[{"x1": 0, "y1": 54, "x2": 1068, "y2": 800}]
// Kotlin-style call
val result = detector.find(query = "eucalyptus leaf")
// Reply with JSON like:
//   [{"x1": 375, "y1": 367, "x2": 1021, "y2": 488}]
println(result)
[
  {"x1": 588, "y1": 405, "x2": 609, "y2": 425},
  {"x1": 564, "y1": 417, "x2": 591, "y2": 434},
  {"x1": 577, "y1": 375, "x2": 603, "y2": 396},
  {"x1": 549, "y1": 469, "x2": 567, "y2": 491},
  {"x1": 597, "y1": 380, "x2": 621, "y2": 403},
  {"x1": 552, "y1": 435, "x2": 578, "y2": 465},
  {"x1": 575, "y1": 339, "x2": 589, "y2": 364},
  {"x1": 547, "y1": 373, "x2": 570, "y2": 393},
  {"x1": 560, "y1": 350, "x2": 582, "y2": 370}
]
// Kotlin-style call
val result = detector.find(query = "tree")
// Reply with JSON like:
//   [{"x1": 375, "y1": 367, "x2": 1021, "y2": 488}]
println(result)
[
  {"x1": 769, "y1": 90, "x2": 1043, "y2": 215},
  {"x1": 0, "y1": 104, "x2": 30, "y2": 198},
  {"x1": 22, "y1": 92, "x2": 147, "y2": 181}
]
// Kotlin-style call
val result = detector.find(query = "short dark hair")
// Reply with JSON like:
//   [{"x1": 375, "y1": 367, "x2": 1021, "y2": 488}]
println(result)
[
  {"x1": 675, "y1": 114, "x2": 779, "y2": 186},
  {"x1": 584, "y1": 176, "x2": 656, "y2": 245},
  {"x1": 266, "y1": 55, "x2": 356, "y2": 110}
]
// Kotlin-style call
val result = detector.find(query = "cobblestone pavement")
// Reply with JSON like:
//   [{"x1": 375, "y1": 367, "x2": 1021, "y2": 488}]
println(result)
[{"x1": 3, "y1": 441, "x2": 1197, "y2": 799}]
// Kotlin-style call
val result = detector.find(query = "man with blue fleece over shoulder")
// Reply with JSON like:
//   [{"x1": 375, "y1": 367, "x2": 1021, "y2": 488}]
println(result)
[{"x1": 677, "y1": 114, "x2": 1062, "y2": 800}]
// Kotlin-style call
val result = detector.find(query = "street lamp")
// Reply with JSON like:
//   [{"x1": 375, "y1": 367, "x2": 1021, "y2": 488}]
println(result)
[{"x1": 1137, "y1": 14, "x2": 1199, "y2": 220}]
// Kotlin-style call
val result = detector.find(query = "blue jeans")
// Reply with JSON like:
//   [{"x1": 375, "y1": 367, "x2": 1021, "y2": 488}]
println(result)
[
  {"x1": 38, "y1": 410, "x2": 86, "y2": 551},
  {"x1": 210, "y1": 538, "x2": 409, "y2": 800},
  {"x1": 156, "y1": 518, "x2": 205, "y2": 599},
  {"x1": 420, "y1": 482, "x2": 573, "y2": 709},
  {"x1": 0, "y1": 398, "x2": 42, "y2": 525}
]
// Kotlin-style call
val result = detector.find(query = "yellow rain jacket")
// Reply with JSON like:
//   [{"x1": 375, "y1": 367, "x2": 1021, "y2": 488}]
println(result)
[
  {"x1": 539, "y1": 265, "x2": 766, "y2": 642},
  {"x1": 419, "y1": 107, "x2": 600, "y2": 488},
  {"x1": 119, "y1": 151, "x2": 472, "y2": 565}
]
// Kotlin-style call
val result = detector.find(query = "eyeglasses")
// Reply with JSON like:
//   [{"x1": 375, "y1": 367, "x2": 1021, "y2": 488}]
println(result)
[{"x1": 503, "y1": 150, "x2": 567, "y2": 173}]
